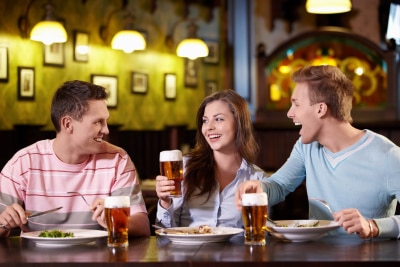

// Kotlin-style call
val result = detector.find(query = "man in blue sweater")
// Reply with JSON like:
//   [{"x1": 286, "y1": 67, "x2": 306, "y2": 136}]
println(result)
[{"x1": 236, "y1": 65, "x2": 400, "y2": 239}]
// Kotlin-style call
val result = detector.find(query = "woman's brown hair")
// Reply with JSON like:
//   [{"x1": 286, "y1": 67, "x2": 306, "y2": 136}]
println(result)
[{"x1": 183, "y1": 89, "x2": 259, "y2": 202}]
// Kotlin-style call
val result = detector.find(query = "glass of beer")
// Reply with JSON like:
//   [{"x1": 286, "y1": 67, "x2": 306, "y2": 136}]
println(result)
[
  {"x1": 241, "y1": 192, "x2": 268, "y2": 245},
  {"x1": 104, "y1": 196, "x2": 130, "y2": 248},
  {"x1": 159, "y1": 150, "x2": 183, "y2": 197},
  {"x1": 108, "y1": 247, "x2": 128, "y2": 262}
]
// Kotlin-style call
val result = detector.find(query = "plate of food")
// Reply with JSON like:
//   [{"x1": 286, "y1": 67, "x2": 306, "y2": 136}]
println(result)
[
  {"x1": 155, "y1": 225, "x2": 244, "y2": 244},
  {"x1": 21, "y1": 229, "x2": 108, "y2": 247},
  {"x1": 267, "y1": 220, "x2": 340, "y2": 242}
]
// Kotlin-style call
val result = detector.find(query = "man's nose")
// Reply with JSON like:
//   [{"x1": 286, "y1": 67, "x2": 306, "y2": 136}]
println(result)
[
  {"x1": 102, "y1": 123, "x2": 110, "y2": 135},
  {"x1": 287, "y1": 107, "x2": 293, "y2": 118}
]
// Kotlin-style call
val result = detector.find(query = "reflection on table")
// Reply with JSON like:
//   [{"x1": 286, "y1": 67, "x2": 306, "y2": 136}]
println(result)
[{"x1": 0, "y1": 233, "x2": 400, "y2": 266}]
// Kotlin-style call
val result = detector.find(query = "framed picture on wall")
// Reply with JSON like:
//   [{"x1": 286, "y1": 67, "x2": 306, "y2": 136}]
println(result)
[
  {"x1": 0, "y1": 47, "x2": 8, "y2": 82},
  {"x1": 17, "y1": 66, "x2": 35, "y2": 100},
  {"x1": 203, "y1": 40, "x2": 219, "y2": 64},
  {"x1": 184, "y1": 58, "x2": 198, "y2": 88},
  {"x1": 91, "y1": 74, "x2": 118, "y2": 108},
  {"x1": 131, "y1": 72, "x2": 148, "y2": 94},
  {"x1": 73, "y1": 31, "x2": 89, "y2": 62},
  {"x1": 205, "y1": 80, "x2": 218, "y2": 96},
  {"x1": 44, "y1": 43, "x2": 64, "y2": 67},
  {"x1": 164, "y1": 73, "x2": 176, "y2": 100}
]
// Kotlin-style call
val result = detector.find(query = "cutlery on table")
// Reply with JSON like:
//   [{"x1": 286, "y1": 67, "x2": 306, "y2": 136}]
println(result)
[
  {"x1": 152, "y1": 225, "x2": 188, "y2": 234},
  {"x1": 0, "y1": 206, "x2": 63, "y2": 228},
  {"x1": 267, "y1": 217, "x2": 279, "y2": 226},
  {"x1": 308, "y1": 198, "x2": 334, "y2": 220},
  {"x1": 67, "y1": 191, "x2": 90, "y2": 206},
  {"x1": 309, "y1": 198, "x2": 334, "y2": 214}
]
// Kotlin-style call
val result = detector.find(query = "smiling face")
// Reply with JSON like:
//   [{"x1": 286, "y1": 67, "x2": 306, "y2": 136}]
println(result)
[
  {"x1": 68, "y1": 99, "x2": 110, "y2": 158},
  {"x1": 201, "y1": 100, "x2": 237, "y2": 154},
  {"x1": 287, "y1": 82, "x2": 324, "y2": 144}
]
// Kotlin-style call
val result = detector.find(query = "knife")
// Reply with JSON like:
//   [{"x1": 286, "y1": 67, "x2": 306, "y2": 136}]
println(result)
[
  {"x1": 0, "y1": 206, "x2": 63, "y2": 228},
  {"x1": 27, "y1": 206, "x2": 63, "y2": 219}
]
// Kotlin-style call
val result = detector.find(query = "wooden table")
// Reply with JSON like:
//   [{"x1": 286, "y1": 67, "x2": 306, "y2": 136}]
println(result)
[{"x1": 1, "y1": 234, "x2": 399, "y2": 266}]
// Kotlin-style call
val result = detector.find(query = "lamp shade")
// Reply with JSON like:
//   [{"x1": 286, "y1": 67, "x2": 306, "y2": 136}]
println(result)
[
  {"x1": 176, "y1": 38, "x2": 209, "y2": 60},
  {"x1": 306, "y1": 0, "x2": 352, "y2": 14},
  {"x1": 111, "y1": 30, "x2": 146, "y2": 53},
  {"x1": 30, "y1": 20, "x2": 67, "y2": 45}
]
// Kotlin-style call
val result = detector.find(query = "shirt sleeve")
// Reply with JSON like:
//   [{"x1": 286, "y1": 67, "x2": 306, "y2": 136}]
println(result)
[
  {"x1": 261, "y1": 138, "x2": 307, "y2": 206},
  {"x1": 376, "y1": 145, "x2": 400, "y2": 238},
  {"x1": 112, "y1": 155, "x2": 147, "y2": 214},
  {"x1": 0, "y1": 150, "x2": 28, "y2": 211},
  {"x1": 155, "y1": 195, "x2": 185, "y2": 227},
  {"x1": 155, "y1": 200, "x2": 175, "y2": 228},
  {"x1": 374, "y1": 216, "x2": 400, "y2": 239}
]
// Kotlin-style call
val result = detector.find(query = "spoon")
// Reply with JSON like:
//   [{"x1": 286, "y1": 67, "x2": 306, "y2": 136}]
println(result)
[
  {"x1": 308, "y1": 198, "x2": 334, "y2": 220},
  {"x1": 309, "y1": 198, "x2": 334, "y2": 214}
]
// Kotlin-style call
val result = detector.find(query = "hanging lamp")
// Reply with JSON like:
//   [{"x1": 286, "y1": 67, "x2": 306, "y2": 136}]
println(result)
[
  {"x1": 18, "y1": 0, "x2": 67, "y2": 45},
  {"x1": 176, "y1": 21, "x2": 208, "y2": 60},
  {"x1": 306, "y1": 0, "x2": 352, "y2": 14},
  {"x1": 111, "y1": 13, "x2": 146, "y2": 53},
  {"x1": 111, "y1": 30, "x2": 146, "y2": 53},
  {"x1": 30, "y1": 2, "x2": 67, "y2": 45},
  {"x1": 99, "y1": 2, "x2": 146, "y2": 54}
]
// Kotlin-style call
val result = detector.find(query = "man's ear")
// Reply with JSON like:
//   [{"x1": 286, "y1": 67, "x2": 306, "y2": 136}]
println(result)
[
  {"x1": 317, "y1": 103, "x2": 328, "y2": 117},
  {"x1": 60, "y1": 116, "x2": 73, "y2": 132}
]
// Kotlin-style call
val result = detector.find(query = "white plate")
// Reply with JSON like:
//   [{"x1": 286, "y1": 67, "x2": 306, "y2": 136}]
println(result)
[
  {"x1": 155, "y1": 227, "x2": 244, "y2": 244},
  {"x1": 21, "y1": 229, "x2": 108, "y2": 247},
  {"x1": 267, "y1": 220, "x2": 340, "y2": 242}
]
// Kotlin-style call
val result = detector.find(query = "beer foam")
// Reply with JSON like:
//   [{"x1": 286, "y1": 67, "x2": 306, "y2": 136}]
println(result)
[
  {"x1": 159, "y1": 150, "x2": 182, "y2": 162},
  {"x1": 242, "y1": 193, "x2": 268, "y2": 206},
  {"x1": 104, "y1": 196, "x2": 130, "y2": 208}
]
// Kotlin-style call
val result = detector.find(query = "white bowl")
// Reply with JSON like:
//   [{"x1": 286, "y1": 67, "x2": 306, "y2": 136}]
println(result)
[{"x1": 267, "y1": 219, "x2": 340, "y2": 242}]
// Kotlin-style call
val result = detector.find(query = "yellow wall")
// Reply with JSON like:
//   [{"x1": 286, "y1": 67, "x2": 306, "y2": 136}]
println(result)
[{"x1": 0, "y1": 0, "x2": 224, "y2": 130}]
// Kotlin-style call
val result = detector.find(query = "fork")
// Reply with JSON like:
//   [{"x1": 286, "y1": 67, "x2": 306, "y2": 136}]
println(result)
[
  {"x1": 267, "y1": 217, "x2": 279, "y2": 226},
  {"x1": 67, "y1": 191, "x2": 90, "y2": 206}
]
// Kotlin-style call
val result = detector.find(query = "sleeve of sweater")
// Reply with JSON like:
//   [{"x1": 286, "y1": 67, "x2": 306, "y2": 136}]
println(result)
[{"x1": 261, "y1": 138, "x2": 307, "y2": 207}]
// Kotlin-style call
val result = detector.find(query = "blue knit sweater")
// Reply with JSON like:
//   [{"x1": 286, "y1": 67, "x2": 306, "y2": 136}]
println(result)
[{"x1": 263, "y1": 130, "x2": 400, "y2": 239}]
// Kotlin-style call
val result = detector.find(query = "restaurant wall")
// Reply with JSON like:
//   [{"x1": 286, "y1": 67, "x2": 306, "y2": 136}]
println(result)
[
  {"x1": 0, "y1": 0, "x2": 224, "y2": 131},
  {"x1": 253, "y1": 0, "x2": 382, "y2": 57},
  {"x1": 250, "y1": 0, "x2": 400, "y2": 171},
  {"x1": 250, "y1": 0, "x2": 387, "y2": 112}
]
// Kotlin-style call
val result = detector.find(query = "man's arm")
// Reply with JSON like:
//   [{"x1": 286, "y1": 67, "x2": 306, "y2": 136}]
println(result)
[{"x1": 128, "y1": 212, "x2": 150, "y2": 236}]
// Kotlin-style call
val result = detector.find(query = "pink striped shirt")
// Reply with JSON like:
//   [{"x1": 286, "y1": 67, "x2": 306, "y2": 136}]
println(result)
[{"x1": 0, "y1": 139, "x2": 147, "y2": 231}]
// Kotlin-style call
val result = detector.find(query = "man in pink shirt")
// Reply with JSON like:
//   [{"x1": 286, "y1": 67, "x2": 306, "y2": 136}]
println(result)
[{"x1": 0, "y1": 80, "x2": 150, "y2": 237}]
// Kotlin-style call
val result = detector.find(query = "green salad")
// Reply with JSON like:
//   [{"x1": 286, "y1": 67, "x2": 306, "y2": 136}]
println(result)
[
  {"x1": 38, "y1": 230, "x2": 74, "y2": 238},
  {"x1": 276, "y1": 221, "x2": 320, "y2": 228}
]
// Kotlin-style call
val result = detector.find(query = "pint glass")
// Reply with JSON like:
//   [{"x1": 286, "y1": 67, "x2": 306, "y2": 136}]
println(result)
[
  {"x1": 159, "y1": 150, "x2": 183, "y2": 197},
  {"x1": 104, "y1": 196, "x2": 130, "y2": 248},
  {"x1": 241, "y1": 192, "x2": 268, "y2": 245}
]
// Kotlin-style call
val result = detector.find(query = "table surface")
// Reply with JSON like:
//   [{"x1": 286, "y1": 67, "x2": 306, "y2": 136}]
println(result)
[{"x1": 1, "y1": 233, "x2": 400, "y2": 267}]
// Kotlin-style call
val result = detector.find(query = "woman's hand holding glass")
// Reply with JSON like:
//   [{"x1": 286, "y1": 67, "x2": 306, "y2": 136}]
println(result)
[{"x1": 155, "y1": 175, "x2": 175, "y2": 209}]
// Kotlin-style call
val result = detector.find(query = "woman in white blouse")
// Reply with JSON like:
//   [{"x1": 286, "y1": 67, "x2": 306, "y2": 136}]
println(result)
[{"x1": 155, "y1": 89, "x2": 267, "y2": 228}]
